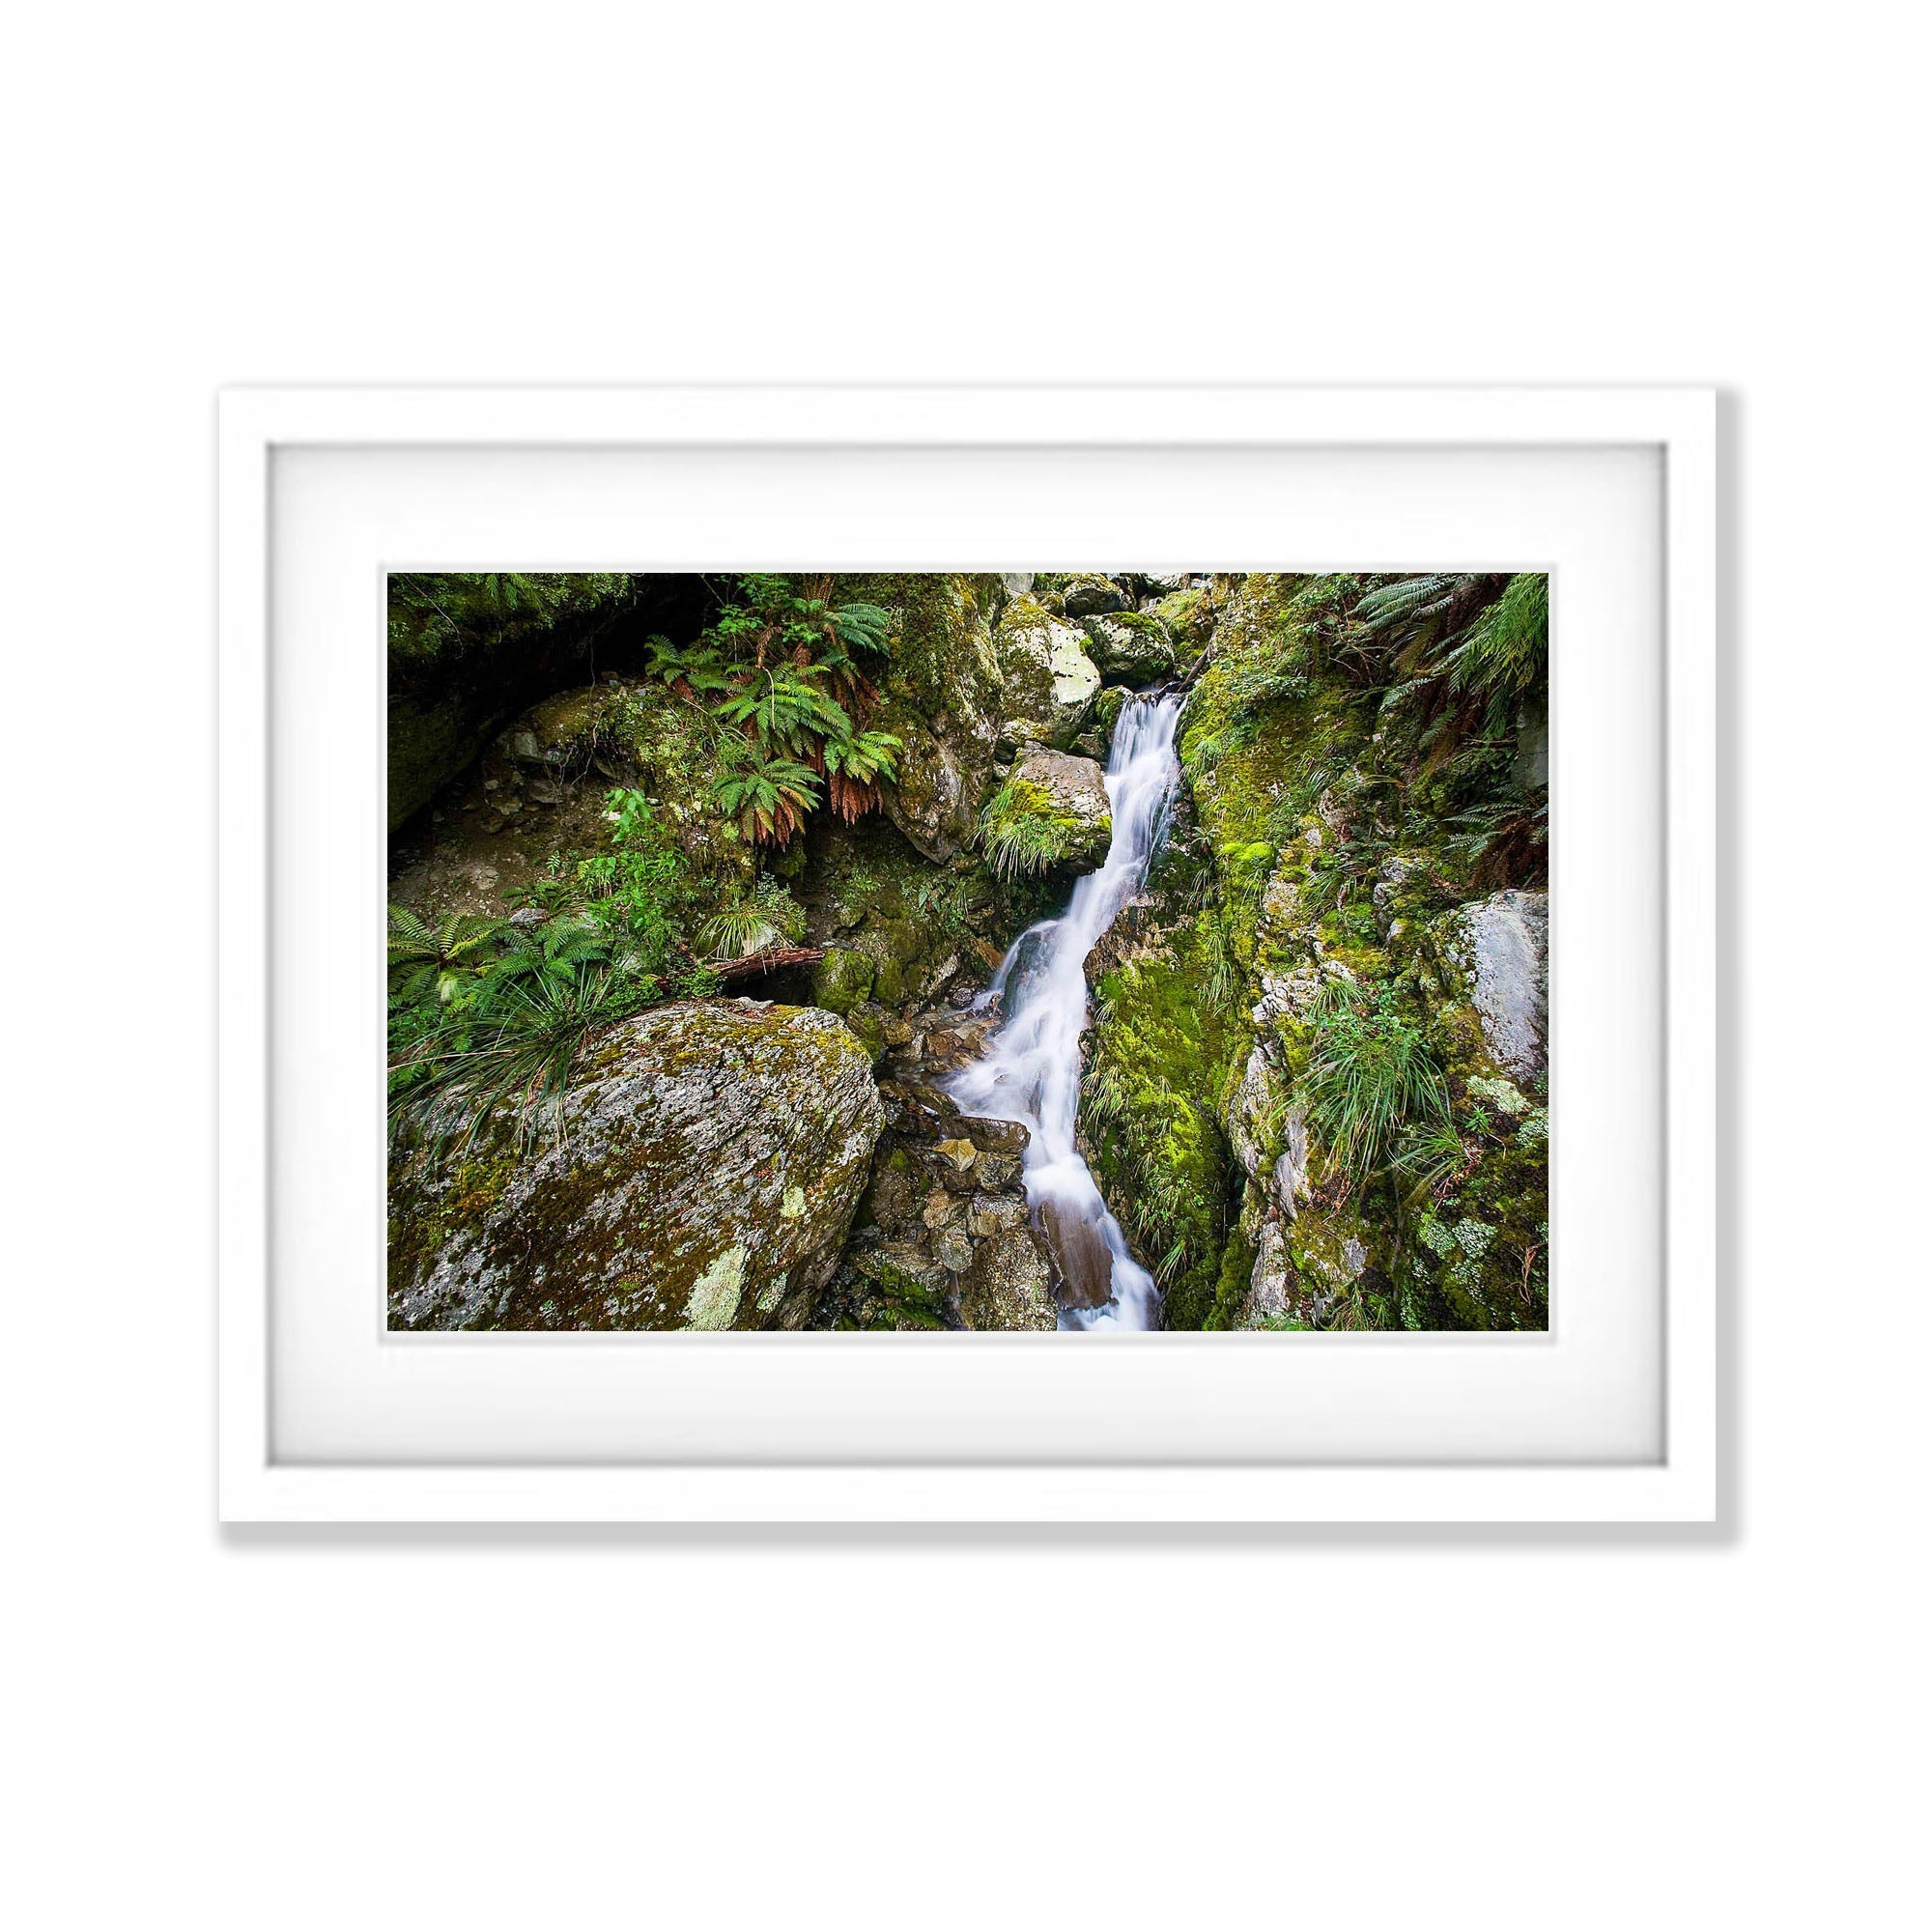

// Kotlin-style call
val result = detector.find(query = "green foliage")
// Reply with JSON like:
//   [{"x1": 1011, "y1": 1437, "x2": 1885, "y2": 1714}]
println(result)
[
  {"x1": 697, "y1": 876, "x2": 807, "y2": 961},
  {"x1": 387, "y1": 572, "x2": 630, "y2": 670},
  {"x1": 1449, "y1": 573, "x2": 1548, "y2": 702},
  {"x1": 710, "y1": 742, "x2": 822, "y2": 845},
  {"x1": 1082, "y1": 921, "x2": 1239, "y2": 1331},
  {"x1": 391, "y1": 963, "x2": 657, "y2": 1152},
  {"x1": 719, "y1": 662, "x2": 853, "y2": 757},
  {"x1": 1301, "y1": 978, "x2": 1451, "y2": 1187},
  {"x1": 386, "y1": 906, "x2": 507, "y2": 1006}
]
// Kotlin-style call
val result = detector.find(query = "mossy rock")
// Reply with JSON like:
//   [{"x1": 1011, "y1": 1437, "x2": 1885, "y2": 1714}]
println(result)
[
  {"x1": 1061, "y1": 573, "x2": 1131, "y2": 617},
  {"x1": 388, "y1": 1001, "x2": 884, "y2": 1330}
]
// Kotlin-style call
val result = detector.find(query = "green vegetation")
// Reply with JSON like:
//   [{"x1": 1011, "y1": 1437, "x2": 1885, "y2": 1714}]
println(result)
[
  {"x1": 1300, "y1": 978, "x2": 1451, "y2": 1188},
  {"x1": 1081, "y1": 907, "x2": 1239, "y2": 1328},
  {"x1": 387, "y1": 572, "x2": 633, "y2": 672}
]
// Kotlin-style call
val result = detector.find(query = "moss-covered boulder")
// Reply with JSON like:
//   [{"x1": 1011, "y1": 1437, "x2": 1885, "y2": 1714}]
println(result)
[
  {"x1": 810, "y1": 945, "x2": 876, "y2": 1016},
  {"x1": 989, "y1": 749, "x2": 1114, "y2": 876},
  {"x1": 795, "y1": 811, "x2": 1011, "y2": 1014},
  {"x1": 1077, "y1": 611, "x2": 1179, "y2": 687},
  {"x1": 497, "y1": 684, "x2": 614, "y2": 770},
  {"x1": 387, "y1": 1001, "x2": 884, "y2": 1330},
  {"x1": 992, "y1": 593, "x2": 1101, "y2": 748}
]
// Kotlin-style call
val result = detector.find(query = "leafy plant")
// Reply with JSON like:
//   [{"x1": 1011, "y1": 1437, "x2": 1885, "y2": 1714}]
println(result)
[
  {"x1": 710, "y1": 743, "x2": 822, "y2": 845},
  {"x1": 391, "y1": 963, "x2": 655, "y2": 1152},
  {"x1": 386, "y1": 906, "x2": 506, "y2": 1007},
  {"x1": 697, "y1": 876, "x2": 807, "y2": 961},
  {"x1": 719, "y1": 662, "x2": 853, "y2": 757},
  {"x1": 482, "y1": 915, "x2": 608, "y2": 1000}
]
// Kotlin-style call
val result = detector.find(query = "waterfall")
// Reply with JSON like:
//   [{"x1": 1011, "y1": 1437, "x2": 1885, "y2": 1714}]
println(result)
[{"x1": 947, "y1": 693, "x2": 1184, "y2": 1330}]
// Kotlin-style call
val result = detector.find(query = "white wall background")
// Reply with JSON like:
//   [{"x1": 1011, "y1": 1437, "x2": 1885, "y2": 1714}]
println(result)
[{"x1": 6, "y1": 5, "x2": 1924, "y2": 1927}]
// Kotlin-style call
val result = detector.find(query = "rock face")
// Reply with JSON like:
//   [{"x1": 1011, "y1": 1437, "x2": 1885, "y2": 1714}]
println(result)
[
  {"x1": 1007, "y1": 747, "x2": 1113, "y2": 871},
  {"x1": 385, "y1": 575, "x2": 707, "y2": 830},
  {"x1": 843, "y1": 573, "x2": 1005, "y2": 862},
  {"x1": 1076, "y1": 611, "x2": 1179, "y2": 686},
  {"x1": 388, "y1": 1001, "x2": 884, "y2": 1330},
  {"x1": 1444, "y1": 891, "x2": 1549, "y2": 1081},
  {"x1": 993, "y1": 593, "x2": 1101, "y2": 748}
]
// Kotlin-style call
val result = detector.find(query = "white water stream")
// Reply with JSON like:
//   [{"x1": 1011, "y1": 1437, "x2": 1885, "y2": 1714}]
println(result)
[{"x1": 947, "y1": 694, "x2": 1184, "y2": 1330}]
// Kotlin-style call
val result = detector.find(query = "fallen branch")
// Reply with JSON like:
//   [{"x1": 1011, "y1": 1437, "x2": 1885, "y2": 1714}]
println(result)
[{"x1": 713, "y1": 945, "x2": 824, "y2": 980}]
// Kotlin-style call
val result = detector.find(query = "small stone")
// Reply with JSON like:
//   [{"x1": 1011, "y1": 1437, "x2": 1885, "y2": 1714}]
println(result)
[
  {"x1": 933, "y1": 1227, "x2": 976, "y2": 1273},
  {"x1": 935, "y1": 1138, "x2": 979, "y2": 1173},
  {"x1": 975, "y1": 1151, "x2": 1022, "y2": 1191}
]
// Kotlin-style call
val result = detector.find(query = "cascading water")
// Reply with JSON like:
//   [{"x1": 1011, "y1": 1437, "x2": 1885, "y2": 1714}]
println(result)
[{"x1": 947, "y1": 693, "x2": 1184, "y2": 1330}]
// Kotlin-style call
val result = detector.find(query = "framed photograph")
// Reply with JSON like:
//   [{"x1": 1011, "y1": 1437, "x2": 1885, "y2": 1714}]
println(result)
[{"x1": 218, "y1": 384, "x2": 1716, "y2": 1521}]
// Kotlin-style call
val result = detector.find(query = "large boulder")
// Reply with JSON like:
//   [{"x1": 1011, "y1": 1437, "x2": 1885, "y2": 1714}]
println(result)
[
  {"x1": 1006, "y1": 747, "x2": 1114, "y2": 873},
  {"x1": 388, "y1": 1001, "x2": 884, "y2": 1330},
  {"x1": 1076, "y1": 611, "x2": 1179, "y2": 686},
  {"x1": 992, "y1": 593, "x2": 1101, "y2": 748},
  {"x1": 841, "y1": 573, "x2": 1005, "y2": 862}
]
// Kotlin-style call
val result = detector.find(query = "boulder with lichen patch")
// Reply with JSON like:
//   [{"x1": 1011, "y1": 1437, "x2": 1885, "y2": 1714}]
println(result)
[
  {"x1": 993, "y1": 593, "x2": 1101, "y2": 749},
  {"x1": 1440, "y1": 890, "x2": 1549, "y2": 1082},
  {"x1": 1061, "y1": 573, "x2": 1131, "y2": 617},
  {"x1": 387, "y1": 1000, "x2": 884, "y2": 1330},
  {"x1": 1077, "y1": 611, "x2": 1179, "y2": 687}
]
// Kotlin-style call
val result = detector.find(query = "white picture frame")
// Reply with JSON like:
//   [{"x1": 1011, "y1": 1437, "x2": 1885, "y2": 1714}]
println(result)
[{"x1": 218, "y1": 384, "x2": 1716, "y2": 1523}]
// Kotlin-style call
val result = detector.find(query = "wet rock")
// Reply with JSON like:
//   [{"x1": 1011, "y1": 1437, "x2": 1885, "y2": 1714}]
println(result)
[
  {"x1": 933, "y1": 1226, "x2": 976, "y2": 1273},
  {"x1": 974, "y1": 1151, "x2": 1022, "y2": 1191},
  {"x1": 958, "y1": 1115, "x2": 1029, "y2": 1156},
  {"x1": 388, "y1": 1001, "x2": 883, "y2": 1330},
  {"x1": 922, "y1": 1188, "x2": 965, "y2": 1229},
  {"x1": 1037, "y1": 1196, "x2": 1117, "y2": 1311},
  {"x1": 956, "y1": 1222, "x2": 1058, "y2": 1330},
  {"x1": 967, "y1": 1192, "x2": 1028, "y2": 1239}
]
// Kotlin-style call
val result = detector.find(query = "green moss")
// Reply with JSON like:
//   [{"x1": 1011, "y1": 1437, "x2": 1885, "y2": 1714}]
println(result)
[
  {"x1": 1082, "y1": 910, "x2": 1243, "y2": 1329},
  {"x1": 810, "y1": 945, "x2": 876, "y2": 1015}
]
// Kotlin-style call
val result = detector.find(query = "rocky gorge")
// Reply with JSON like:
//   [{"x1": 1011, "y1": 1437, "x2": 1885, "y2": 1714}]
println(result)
[{"x1": 387, "y1": 568, "x2": 1549, "y2": 1331}]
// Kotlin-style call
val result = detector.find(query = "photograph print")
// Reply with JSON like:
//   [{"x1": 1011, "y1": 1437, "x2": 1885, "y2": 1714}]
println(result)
[{"x1": 387, "y1": 570, "x2": 1548, "y2": 1333}]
